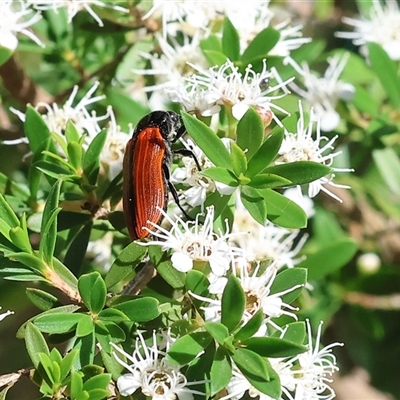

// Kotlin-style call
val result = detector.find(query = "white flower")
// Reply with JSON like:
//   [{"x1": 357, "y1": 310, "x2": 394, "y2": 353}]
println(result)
[
  {"x1": 284, "y1": 54, "x2": 355, "y2": 132},
  {"x1": 0, "y1": 1, "x2": 43, "y2": 51},
  {"x1": 139, "y1": 206, "x2": 242, "y2": 277},
  {"x1": 100, "y1": 107, "x2": 130, "y2": 181},
  {"x1": 277, "y1": 101, "x2": 353, "y2": 202},
  {"x1": 336, "y1": 0, "x2": 400, "y2": 61},
  {"x1": 27, "y1": 0, "x2": 128, "y2": 27},
  {"x1": 133, "y1": 33, "x2": 209, "y2": 93},
  {"x1": 9, "y1": 81, "x2": 107, "y2": 145},
  {"x1": 191, "y1": 261, "x2": 302, "y2": 332},
  {"x1": 232, "y1": 199, "x2": 308, "y2": 269},
  {"x1": 0, "y1": 307, "x2": 13, "y2": 322},
  {"x1": 111, "y1": 331, "x2": 204, "y2": 399},
  {"x1": 288, "y1": 320, "x2": 343, "y2": 400},
  {"x1": 222, "y1": 321, "x2": 342, "y2": 400},
  {"x1": 170, "y1": 59, "x2": 293, "y2": 123}
]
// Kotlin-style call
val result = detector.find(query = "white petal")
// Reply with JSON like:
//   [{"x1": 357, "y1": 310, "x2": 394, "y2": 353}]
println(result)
[
  {"x1": 117, "y1": 373, "x2": 141, "y2": 396},
  {"x1": 171, "y1": 252, "x2": 194, "y2": 272},
  {"x1": 231, "y1": 103, "x2": 250, "y2": 120}
]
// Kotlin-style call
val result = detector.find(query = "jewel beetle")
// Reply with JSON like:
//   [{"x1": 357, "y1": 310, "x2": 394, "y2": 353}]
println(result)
[{"x1": 123, "y1": 110, "x2": 199, "y2": 240}]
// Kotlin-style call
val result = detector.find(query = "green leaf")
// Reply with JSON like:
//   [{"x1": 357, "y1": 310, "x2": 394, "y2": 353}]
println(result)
[
  {"x1": 76, "y1": 315, "x2": 94, "y2": 337},
  {"x1": 373, "y1": 148, "x2": 400, "y2": 196},
  {"x1": 204, "y1": 322, "x2": 230, "y2": 345},
  {"x1": 60, "y1": 350, "x2": 79, "y2": 382},
  {"x1": 149, "y1": 246, "x2": 185, "y2": 289},
  {"x1": 74, "y1": 331, "x2": 96, "y2": 368},
  {"x1": 64, "y1": 221, "x2": 93, "y2": 276},
  {"x1": 185, "y1": 270, "x2": 210, "y2": 297},
  {"x1": 52, "y1": 257, "x2": 79, "y2": 293},
  {"x1": 202, "y1": 50, "x2": 228, "y2": 67},
  {"x1": 249, "y1": 173, "x2": 292, "y2": 189},
  {"x1": 210, "y1": 347, "x2": 232, "y2": 395},
  {"x1": 26, "y1": 288, "x2": 58, "y2": 311},
  {"x1": 243, "y1": 336, "x2": 307, "y2": 358},
  {"x1": 182, "y1": 112, "x2": 233, "y2": 170},
  {"x1": 0, "y1": 193, "x2": 19, "y2": 229},
  {"x1": 261, "y1": 189, "x2": 307, "y2": 229},
  {"x1": 25, "y1": 322, "x2": 50, "y2": 368},
  {"x1": 221, "y1": 275, "x2": 245, "y2": 332},
  {"x1": 367, "y1": 42, "x2": 400, "y2": 107},
  {"x1": 83, "y1": 374, "x2": 111, "y2": 392},
  {"x1": 271, "y1": 321, "x2": 306, "y2": 345},
  {"x1": 24, "y1": 106, "x2": 51, "y2": 153},
  {"x1": 98, "y1": 308, "x2": 129, "y2": 323},
  {"x1": 78, "y1": 272, "x2": 107, "y2": 314},
  {"x1": 237, "y1": 107, "x2": 264, "y2": 160},
  {"x1": 246, "y1": 129, "x2": 284, "y2": 178},
  {"x1": 105, "y1": 242, "x2": 147, "y2": 289},
  {"x1": 113, "y1": 297, "x2": 160, "y2": 322},
  {"x1": 200, "y1": 35, "x2": 223, "y2": 54},
  {"x1": 232, "y1": 347, "x2": 269, "y2": 383},
  {"x1": 5, "y1": 252, "x2": 44, "y2": 273},
  {"x1": 34, "y1": 313, "x2": 83, "y2": 334},
  {"x1": 167, "y1": 331, "x2": 212, "y2": 366},
  {"x1": 230, "y1": 141, "x2": 248, "y2": 176},
  {"x1": 201, "y1": 167, "x2": 238, "y2": 187},
  {"x1": 234, "y1": 310, "x2": 264, "y2": 341},
  {"x1": 65, "y1": 120, "x2": 80, "y2": 144},
  {"x1": 0, "y1": 46, "x2": 12, "y2": 66},
  {"x1": 241, "y1": 27, "x2": 280, "y2": 65},
  {"x1": 240, "y1": 186, "x2": 267, "y2": 225},
  {"x1": 270, "y1": 268, "x2": 306, "y2": 304},
  {"x1": 263, "y1": 161, "x2": 332, "y2": 185},
  {"x1": 67, "y1": 141, "x2": 83, "y2": 171},
  {"x1": 83, "y1": 129, "x2": 108, "y2": 185},
  {"x1": 70, "y1": 371, "x2": 84, "y2": 400},
  {"x1": 9, "y1": 226, "x2": 32, "y2": 253},
  {"x1": 40, "y1": 180, "x2": 61, "y2": 258},
  {"x1": 222, "y1": 17, "x2": 240, "y2": 61},
  {"x1": 298, "y1": 238, "x2": 357, "y2": 280}
]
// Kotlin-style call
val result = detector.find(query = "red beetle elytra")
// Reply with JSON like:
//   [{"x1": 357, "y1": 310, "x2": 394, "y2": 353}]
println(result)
[{"x1": 123, "y1": 111, "x2": 198, "y2": 240}]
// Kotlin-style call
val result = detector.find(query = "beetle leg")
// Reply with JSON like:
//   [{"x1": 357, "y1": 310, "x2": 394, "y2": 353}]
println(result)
[
  {"x1": 173, "y1": 148, "x2": 202, "y2": 171},
  {"x1": 162, "y1": 164, "x2": 194, "y2": 220}
]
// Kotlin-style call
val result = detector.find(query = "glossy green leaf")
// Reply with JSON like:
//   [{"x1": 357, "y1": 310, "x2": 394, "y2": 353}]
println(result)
[
  {"x1": 39, "y1": 208, "x2": 62, "y2": 266},
  {"x1": 70, "y1": 371, "x2": 84, "y2": 400},
  {"x1": 182, "y1": 112, "x2": 233, "y2": 170},
  {"x1": 78, "y1": 272, "x2": 107, "y2": 314},
  {"x1": 230, "y1": 141, "x2": 248, "y2": 176},
  {"x1": 232, "y1": 347, "x2": 269, "y2": 383},
  {"x1": 222, "y1": 17, "x2": 240, "y2": 61},
  {"x1": 167, "y1": 331, "x2": 212, "y2": 366},
  {"x1": 243, "y1": 336, "x2": 307, "y2": 358},
  {"x1": 200, "y1": 35, "x2": 223, "y2": 54},
  {"x1": 60, "y1": 350, "x2": 79, "y2": 383},
  {"x1": 5, "y1": 252, "x2": 44, "y2": 273},
  {"x1": 263, "y1": 161, "x2": 332, "y2": 185},
  {"x1": 105, "y1": 241, "x2": 147, "y2": 289},
  {"x1": 271, "y1": 321, "x2": 306, "y2": 345},
  {"x1": 185, "y1": 270, "x2": 210, "y2": 297},
  {"x1": 261, "y1": 189, "x2": 307, "y2": 229},
  {"x1": 246, "y1": 129, "x2": 284, "y2": 178},
  {"x1": 202, "y1": 50, "x2": 228, "y2": 67},
  {"x1": 83, "y1": 374, "x2": 111, "y2": 393},
  {"x1": 237, "y1": 107, "x2": 264, "y2": 160},
  {"x1": 241, "y1": 27, "x2": 280, "y2": 65},
  {"x1": 83, "y1": 129, "x2": 108, "y2": 185},
  {"x1": 270, "y1": 268, "x2": 306, "y2": 303},
  {"x1": 149, "y1": 245, "x2": 185, "y2": 289},
  {"x1": 25, "y1": 322, "x2": 50, "y2": 368},
  {"x1": 26, "y1": 288, "x2": 58, "y2": 311},
  {"x1": 65, "y1": 120, "x2": 80, "y2": 143},
  {"x1": 74, "y1": 330, "x2": 96, "y2": 368},
  {"x1": 298, "y1": 238, "x2": 357, "y2": 280},
  {"x1": 113, "y1": 297, "x2": 160, "y2": 322},
  {"x1": 9, "y1": 226, "x2": 32, "y2": 253},
  {"x1": 367, "y1": 42, "x2": 400, "y2": 107},
  {"x1": 210, "y1": 347, "x2": 232, "y2": 395},
  {"x1": 240, "y1": 186, "x2": 267, "y2": 225},
  {"x1": 234, "y1": 310, "x2": 264, "y2": 341},
  {"x1": 201, "y1": 167, "x2": 238, "y2": 186},
  {"x1": 221, "y1": 275, "x2": 245, "y2": 332},
  {"x1": 204, "y1": 322, "x2": 230, "y2": 345},
  {"x1": 249, "y1": 173, "x2": 292, "y2": 189}
]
